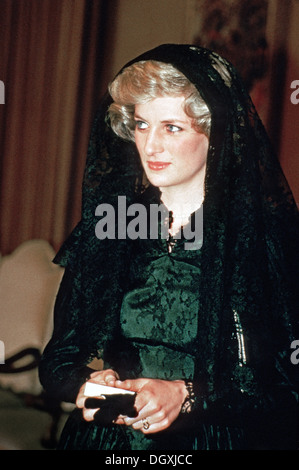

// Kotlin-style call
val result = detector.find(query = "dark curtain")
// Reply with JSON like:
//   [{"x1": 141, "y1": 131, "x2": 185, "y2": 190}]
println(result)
[{"x1": 0, "y1": 0, "x2": 117, "y2": 255}]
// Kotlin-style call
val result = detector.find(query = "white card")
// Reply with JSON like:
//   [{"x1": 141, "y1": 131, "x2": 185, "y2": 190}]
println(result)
[{"x1": 84, "y1": 382, "x2": 136, "y2": 397}]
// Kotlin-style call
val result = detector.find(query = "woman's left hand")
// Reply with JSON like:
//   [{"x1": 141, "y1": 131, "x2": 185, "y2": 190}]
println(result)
[{"x1": 114, "y1": 378, "x2": 188, "y2": 434}]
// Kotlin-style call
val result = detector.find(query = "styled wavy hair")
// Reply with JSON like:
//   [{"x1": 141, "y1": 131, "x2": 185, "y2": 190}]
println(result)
[{"x1": 107, "y1": 60, "x2": 211, "y2": 141}]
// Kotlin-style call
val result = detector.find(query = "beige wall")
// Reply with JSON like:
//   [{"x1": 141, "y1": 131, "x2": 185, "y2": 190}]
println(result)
[{"x1": 108, "y1": 0, "x2": 195, "y2": 78}]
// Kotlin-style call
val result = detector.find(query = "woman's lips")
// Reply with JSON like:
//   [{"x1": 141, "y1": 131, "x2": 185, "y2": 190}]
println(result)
[{"x1": 147, "y1": 161, "x2": 171, "y2": 171}]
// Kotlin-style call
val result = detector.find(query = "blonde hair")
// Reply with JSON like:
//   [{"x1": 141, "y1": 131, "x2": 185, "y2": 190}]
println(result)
[{"x1": 108, "y1": 60, "x2": 211, "y2": 141}]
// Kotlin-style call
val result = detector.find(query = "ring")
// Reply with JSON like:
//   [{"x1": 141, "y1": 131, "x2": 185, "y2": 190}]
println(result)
[{"x1": 142, "y1": 418, "x2": 150, "y2": 430}]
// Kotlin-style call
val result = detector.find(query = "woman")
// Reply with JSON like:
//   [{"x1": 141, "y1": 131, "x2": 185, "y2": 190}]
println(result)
[{"x1": 39, "y1": 44, "x2": 299, "y2": 450}]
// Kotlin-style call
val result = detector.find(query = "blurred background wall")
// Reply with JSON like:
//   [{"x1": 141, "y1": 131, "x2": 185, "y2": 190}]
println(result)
[{"x1": 0, "y1": 0, "x2": 298, "y2": 256}]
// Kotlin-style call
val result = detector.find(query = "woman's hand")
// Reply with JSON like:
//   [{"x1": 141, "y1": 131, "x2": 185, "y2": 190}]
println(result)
[
  {"x1": 76, "y1": 369, "x2": 119, "y2": 422},
  {"x1": 114, "y1": 378, "x2": 188, "y2": 434}
]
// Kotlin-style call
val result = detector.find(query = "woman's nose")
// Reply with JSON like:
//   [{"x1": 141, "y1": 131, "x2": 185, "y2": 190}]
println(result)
[{"x1": 144, "y1": 129, "x2": 164, "y2": 156}]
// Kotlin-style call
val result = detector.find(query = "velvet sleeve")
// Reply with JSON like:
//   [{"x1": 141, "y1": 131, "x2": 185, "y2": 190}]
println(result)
[{"x1": 39, "y1": 267, "x2": 97, "y2": 403}]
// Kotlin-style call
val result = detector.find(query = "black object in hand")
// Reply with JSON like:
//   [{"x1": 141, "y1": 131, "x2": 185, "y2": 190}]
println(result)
[{"x1": 85, "y1": 394, "x2": 137, "y2": 423}]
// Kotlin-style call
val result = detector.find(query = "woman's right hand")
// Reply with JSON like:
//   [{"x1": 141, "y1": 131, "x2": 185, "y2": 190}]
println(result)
[{"x1": 76, "y1": 368, "x2": 119, "y2": 422}]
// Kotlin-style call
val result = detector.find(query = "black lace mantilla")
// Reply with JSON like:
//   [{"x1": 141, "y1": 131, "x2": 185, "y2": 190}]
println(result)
[{"x1": 39, "y1": 44, "x2": 299, "y2": 449}]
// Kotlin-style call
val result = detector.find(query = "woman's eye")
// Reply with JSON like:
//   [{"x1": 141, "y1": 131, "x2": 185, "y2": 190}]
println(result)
[
  {"x1": 135, "y1": 120, "x2": 148, "y2": 130},
  {"x1": 166, "y1": 124, "x2": 182, "y2": 133}
]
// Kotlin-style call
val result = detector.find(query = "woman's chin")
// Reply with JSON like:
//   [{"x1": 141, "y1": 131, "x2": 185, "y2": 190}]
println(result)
[{"x1": 146, "y1": 175, "x2": 171, "y2": 189}]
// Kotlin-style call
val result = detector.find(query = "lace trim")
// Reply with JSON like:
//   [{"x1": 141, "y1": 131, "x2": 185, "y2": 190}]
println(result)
[{"x1": 180, "y1": 380, "x2": 196, "y2": 414}]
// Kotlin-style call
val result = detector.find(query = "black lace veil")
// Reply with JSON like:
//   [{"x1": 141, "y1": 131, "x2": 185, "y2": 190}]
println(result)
[{"x1": 47, "y1": 44, "x2": 298, "y2": 413}]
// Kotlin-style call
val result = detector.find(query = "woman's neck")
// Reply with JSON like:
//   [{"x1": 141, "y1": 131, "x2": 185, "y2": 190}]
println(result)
[
  {"x1": 160, "y1": 179, "x2": 204, "y2": 213},
  {"x1": 160, "y1": 184, "x2": 204, "y2": 236}
]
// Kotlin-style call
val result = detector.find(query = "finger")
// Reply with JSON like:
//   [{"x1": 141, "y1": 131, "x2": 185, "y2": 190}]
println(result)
[
  {"x1": 89, "y1": 369, "x2": 119, "y2": 386},
  {"x1": 123, "y1": 400, "x2": 159, "y2": 427},
  {"x1": 136, "y1": 413, "x2": 172, "y2": 434},
  {"x1": 113, "y1": 415, "x2": 127, "y2": 425},
  {"x1": 103, "y1": 375, "x2": 117, "y2": 385},
  {"x1": 90, "y1": 369, "x2": 119, "y2": 380},
  {"x1": 76, "y1": 396, "x2": 85, "y2": 409},
  {"x1": 130, "y1": 414, "x2": 164, "y2": 434},
  {"x1": 140, "y1": 419, "x2": 169, "y2": 434},
  {"x1": 115, "y1": 378, "x2": 146, "y2": 392},
  {"x1": 76, "y1": 388, "x2": 88, "y2": 409},
  {"x1": 102, "y1": 369, "x2": 119, "y2": 384},
  {"x1": 115, "y1": 379, "x2": 132, "y2": 390},
  {"x1": 82, "y1": 407, "x2": 100, "y2": 422}
]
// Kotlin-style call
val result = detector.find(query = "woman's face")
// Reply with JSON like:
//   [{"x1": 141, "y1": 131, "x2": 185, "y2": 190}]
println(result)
[{"x1": 134, "y1": 95, "x2": 209, "y2": 194}]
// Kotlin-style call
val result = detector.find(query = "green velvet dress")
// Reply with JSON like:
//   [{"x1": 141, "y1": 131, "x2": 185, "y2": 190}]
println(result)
[{"x1": 57, "y1": 227, "x2": 246, "y2": 450}]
